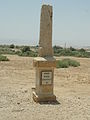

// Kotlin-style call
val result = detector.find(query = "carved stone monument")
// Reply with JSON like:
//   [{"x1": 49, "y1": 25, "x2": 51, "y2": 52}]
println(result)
[
  {"x1": 33, "y1": 4, "x2": 56, "y2": 102},
  {"x1": 38, "y1": 5, "x2": 53, "y2": 57}
]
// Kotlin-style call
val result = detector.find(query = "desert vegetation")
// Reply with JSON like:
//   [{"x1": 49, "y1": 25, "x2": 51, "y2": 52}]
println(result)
[
  {"x1": 53, "y1": 45, "x2": 90, "y2": 58},
  {"x1": 0, "y1": 45, "x2": 37, "y2": 57},
  {"x1": 0, "y1": 44, "x2": 90, "y2": 58},
  {"x1": 17, "y1": 46, "x2": 37, "y2": 57},
  {"x1": 57, "y1": 58, "x2": 80, "y2": 68},
  {"x1": 0, "y1": 54, "x2": 9, "y2": 61}
]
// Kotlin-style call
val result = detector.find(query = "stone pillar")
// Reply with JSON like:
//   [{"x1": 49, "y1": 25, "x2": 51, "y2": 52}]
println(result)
[
  {"x1": 39, "y1": 5, "x2": 53, "y2": 57},
  {"x1": 33, "y1": 4, "x2": 56, "y2": 102}
]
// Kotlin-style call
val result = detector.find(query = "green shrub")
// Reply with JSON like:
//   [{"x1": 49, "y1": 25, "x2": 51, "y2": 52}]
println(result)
[
  {"x1": 57, "y1": 60, "x2": 69, "y2": 68},
  {"x1": 53, "y1": 45, "x2": 90, "y2": 58},
  {"x1": 17, "y1": 50, "x2": 37, "y2": 57},
  {"x1": 67, "y1": 59, "x2": 80, "y2": 67},
  {"x1": 0, "y1": 55, "x2": 9, "y2": 61},
  {"x1": 21, "y1": 46, "x2": 30, "y2": 53},
  {"x1": 70, "y1": 47, "x2": 76, "y2": 51},
  {"x1": 0, "y1": 48, "x2": 16, "y2": 55},
  {"x1": 53, "y1": 45, "x2": 63, "y2": 54},
  {"x1": 78, "y1": 48, "x2": 86, "y2": 52},
  {"x1": 57, "y1": 59, "x2": 80, "y2": 68},
  {"x1": 10, "y1": 44, "x2": 15, "y2": 48}
]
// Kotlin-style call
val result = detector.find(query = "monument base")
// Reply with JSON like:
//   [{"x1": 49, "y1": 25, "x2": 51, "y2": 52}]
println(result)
[
  {"x1": 33, "y1": 57, "x2": 56, "y2": 102},
  {"x1": 32, "y1": 90, "x2": 56, "y2": 103}
]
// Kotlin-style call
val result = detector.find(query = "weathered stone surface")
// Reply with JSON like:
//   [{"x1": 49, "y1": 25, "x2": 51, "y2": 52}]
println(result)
[
  {"x1": 33, "y1": 57, "x2": 56, "y2": 67},
  {"x1": 32, "y1": 4, "x2": 56, "y2": 102},
  {"x1": 39, "y1": 5, "x2": 53, "y2": 57},
  {"x1": 33, "y1": 91, "x2": 56, "y2": 102}
]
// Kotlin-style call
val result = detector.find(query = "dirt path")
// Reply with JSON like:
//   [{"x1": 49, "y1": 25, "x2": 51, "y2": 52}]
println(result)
[{"x1": 0, "y1": 55, "x2": 90, "y2": 120}]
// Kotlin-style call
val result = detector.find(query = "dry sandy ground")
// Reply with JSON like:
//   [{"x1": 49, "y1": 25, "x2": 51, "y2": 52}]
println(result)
[{"x1": 0, "y1": 55, "x2": 90, "y2": 120}]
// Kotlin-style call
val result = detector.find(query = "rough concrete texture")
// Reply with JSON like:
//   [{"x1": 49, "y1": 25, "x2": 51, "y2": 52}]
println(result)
[
  {"x1": 39, "y1": 5, "x2": 53, "y2": 57},
  {"x1": 33, "y1": 57, "x2": 56, "y2": 67}
]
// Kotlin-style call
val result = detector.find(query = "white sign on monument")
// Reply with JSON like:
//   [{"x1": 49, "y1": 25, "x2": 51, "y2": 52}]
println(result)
[{"x1": 42, "y1": 72, "x2": 52, "y2": 85}]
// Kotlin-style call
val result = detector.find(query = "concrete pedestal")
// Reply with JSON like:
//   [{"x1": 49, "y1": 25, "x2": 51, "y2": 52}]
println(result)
[
  {"x1": 33, "y1": 57, "x2": 56, "y2": 102},
  {"x1": 33, "y1": 90, "x2": 56, "y2": 102}
]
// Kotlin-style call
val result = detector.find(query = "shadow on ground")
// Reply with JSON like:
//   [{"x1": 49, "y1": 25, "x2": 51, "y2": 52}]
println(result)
[{"x1": 39, "y1": 100, "x2": 60, "y2": 105}]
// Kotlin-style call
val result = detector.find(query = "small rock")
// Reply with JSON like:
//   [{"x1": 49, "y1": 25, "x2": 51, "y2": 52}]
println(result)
[
  {"x1": 78, "y1": 97, "x2": 80, "y2": 99},
  {"x1": 24, "y1": 90, "x2": 28, "y2": 93},
  {"x1": 17, "y1": 102, "x2": 20, "y2": 105}
]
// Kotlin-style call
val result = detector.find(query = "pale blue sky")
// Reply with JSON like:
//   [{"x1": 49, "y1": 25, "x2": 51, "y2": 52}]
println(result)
[{"x1": 0, "y1": 0, "x2": 90, "y2": 47}]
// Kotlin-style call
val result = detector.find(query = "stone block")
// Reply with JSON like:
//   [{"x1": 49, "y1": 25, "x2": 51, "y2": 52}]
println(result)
[
  {"x1": 33, "y1": 57, "x2": 56, "y2": 68},
  {"x1": 33, "y1": 91, "x2": 56, "y2": 102}
]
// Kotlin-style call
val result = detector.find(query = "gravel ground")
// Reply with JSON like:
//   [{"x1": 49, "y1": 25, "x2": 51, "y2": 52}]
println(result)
[{"x1": 0, "y1": 55, "x2": 90, "y2": 120}]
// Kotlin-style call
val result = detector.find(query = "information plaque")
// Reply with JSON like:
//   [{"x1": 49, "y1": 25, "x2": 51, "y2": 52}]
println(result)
[{"x1": 41, "y1": 71, "x2": 52, "y2": 85}]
